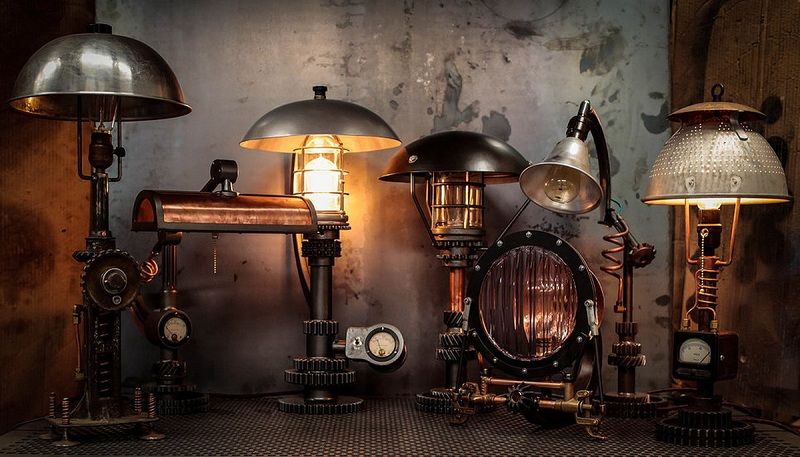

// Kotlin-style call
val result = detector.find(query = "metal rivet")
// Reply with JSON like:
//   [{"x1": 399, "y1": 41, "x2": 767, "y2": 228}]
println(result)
[
  {"x1": 578, "y1": 265, "x2": 585, "y2": 272},
  {"x1": 525, "y1": 231, "x2": 532, "y2": 238},
  {"x1": 464, "y1": 297, "x2": 472, "y2": 306},
  {"x1": 474, "y1": 265, "x2": 481, "y2": 271},
  {"x1": 556, "y1": 240, "x2": 562, "y2": 246},
  {"x1": 552, "y1": 361, "x2": 559, "y2": 368},
  {"x1": 497, "y1": 240, "x2": 503, "y2": 247},
  {"x1": 492, "y1": 357, "x2": 498, "y2": 363},
  {"x1": 719, "y1": 355, "x2": 725, "y2": 362},
  {"x1": 521, "y1": 368, "x2": 528, "y2": 375},
  {"x1": 576, "y1": 336, "x2": 583, "y2": 343},
  {"x1": 471, "y1": 331, "x2": 477, "y2": 337},
  {"x1": 408, "y1": 155, "x2": 418, "y2": 164}
]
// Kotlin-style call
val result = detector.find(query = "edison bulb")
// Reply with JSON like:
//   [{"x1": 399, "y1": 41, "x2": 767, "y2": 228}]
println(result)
[
  {"x1": 696, "y1": 199, "x2": 723, "y2": 210},
  {"x1": 543, "y1": 167, "x2": 582, "y2": 203},
  {"x1": 304, "y1": 156, "x2": 340, "y2": 211}
]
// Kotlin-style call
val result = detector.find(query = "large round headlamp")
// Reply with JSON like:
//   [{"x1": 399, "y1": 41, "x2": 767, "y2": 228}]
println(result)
[{"x1": 467, "y1": 230, "x2": 603, "y2": 380}]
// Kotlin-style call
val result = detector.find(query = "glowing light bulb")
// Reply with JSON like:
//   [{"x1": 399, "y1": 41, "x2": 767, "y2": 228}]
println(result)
[
  {"x1": 696, "y1": 199, "x2": 723, "y2": 210},
  {"x1": 543, "y1": 167, "x2": 581, "y2": 203},
  {"x1": 304, "y1": 155, "x2": 340, "y2": 212}
]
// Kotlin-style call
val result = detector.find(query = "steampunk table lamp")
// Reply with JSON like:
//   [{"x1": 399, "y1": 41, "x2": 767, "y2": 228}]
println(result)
[
  {"x1": 379, "y1": 131, "x2": 529, "y2": 414},
  {"x1": 643, "y1": 84, "x2": 791, "y2": 446},
  {"x1": 241, "y1": 86, "x2": 405, "y2": 414},
  {"x1": 8, "y1": 23, "x2": 190, "y2": 445},
  {"x1": 519, "y1": 100, "x2": 663, "y2": 418}
]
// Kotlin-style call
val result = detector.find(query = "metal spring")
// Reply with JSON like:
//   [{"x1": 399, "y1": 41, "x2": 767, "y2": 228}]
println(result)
[
  {"x1": 95, "y1": 316, "x2": 115, "y2": 396},
  {"x1": 601, "y1": 218, "x2": 629, "y2": 312},
  {"x1": 134, "y1": 387, "x2": 143, "y2": 415},
  {"x1": 690, "y1": 228, "x2": 718, "y2": 321},
  {"x1": 147, "y1": 393, "x2": 157, "y2": 419},
  {"x1": 139, "y1": 253, "x2": 159, "y2": 283},
  {"x1": 48, "y1": 392, "x2": 56, "y2": 418},
  {"x1": 61, "y1": 398, "x2": 71, "y2": 426}
]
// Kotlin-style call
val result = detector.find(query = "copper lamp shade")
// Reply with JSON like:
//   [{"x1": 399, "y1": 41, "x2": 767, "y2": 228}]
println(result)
[
  {"x1": 8, "y1": 24, "x2": 190, "y2": 121},
  {"x1": 642, "y1": 98, "x2": 790, "y2": 206}
]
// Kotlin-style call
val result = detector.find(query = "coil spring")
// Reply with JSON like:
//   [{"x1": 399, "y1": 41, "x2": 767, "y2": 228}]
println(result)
[
  {"x1": 95, "y1": 316, "x2": 115, "y2": 397},
  {"x1": 134, "y1": 387, "x2": 143, "y2": 415},
  {"x1": 139, "y1": 252, "x2": 159, "y2": 283},
  {"x1": 601, "y1": 218, "x2": 629, "y2": 313},
  {"x1": 147, "y1": 392, "x2": 157, "y2": 419},
  {"x1": 690, "y1": 228, "x2": 718, "y2": 320}
]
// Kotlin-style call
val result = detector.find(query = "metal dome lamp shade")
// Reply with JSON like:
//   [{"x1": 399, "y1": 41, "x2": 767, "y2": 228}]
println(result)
[
  {"x1": 379, "y1": 131, "x2": 529, "y2": 414},
  {"x1": 7, "y1": 23, "x2": 190, "y2": 445},
  {"x1": 241, "y1": 86, "x2": 405, "y2": 415},
  {"x1": 644, "y1": 84, "x2": 790, "y2": 447}
]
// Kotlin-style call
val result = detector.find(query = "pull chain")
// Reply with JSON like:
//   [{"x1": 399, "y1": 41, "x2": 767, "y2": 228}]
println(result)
[{"x1": 212, "y1": 233, "x2": 219, "y2": 275}]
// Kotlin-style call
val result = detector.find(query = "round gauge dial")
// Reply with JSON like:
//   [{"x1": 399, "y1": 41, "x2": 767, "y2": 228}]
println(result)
[
  {"x1": 367, "y1": 331, "x2": 397, "y2": 359},
  {"x1": 163, "y1": 316, "x2": 188, "y2": 344},
  {"x1": 679, "y1": 338, "x2": 711, "y2": 365}
]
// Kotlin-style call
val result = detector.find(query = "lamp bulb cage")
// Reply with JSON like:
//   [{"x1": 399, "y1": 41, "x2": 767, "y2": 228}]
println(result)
[
  {"x1": 292, "y1": 134, "x2": 348, "y2": 220},
  {"x1": 428, "y1": 171, "x2": 486, "y2": 239}
]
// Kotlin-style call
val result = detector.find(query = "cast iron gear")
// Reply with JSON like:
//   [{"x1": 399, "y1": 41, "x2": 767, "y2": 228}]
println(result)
[
  {"x1": 433, "y1": 240, "x2": 483, "y2": 249},
  {"x1": 678, "y1": 408, "x2": 733, "y2": 429},
  {"x1": 506, "y1": 385, "x2": 537, "y2": 413},
  {"x1": 607, "y1": 353, "x2": 647, "y2": 367},
  {"x1": 442, "y1": 311, "x2": 464, "y2": 328},
  {"x1": 610, "y1": 341, "x2": 642, "y2": 356},
  {"x1": 656, "y1": 414, "x2": 755, "y2": 447},
  {"x1": 439, "y1": 332, "x2": 468, "y2": 348},
  {"x1": 292, "y1": 357, "x2": 347, "y2": 372},
  {"x1": 278, "y1": 396, "x2": 362, "y2": 414},
  {"x1": 603, "y1": 394, "x2": 668, "y2": 418},
  {"x1": 302, "y1": 238, "x2": 342, "y2": 258},
  {"x1": 152, "y1": 360, "x2": 187, "y2": 380},
  {"x1": 302, "y1": 320, "x2": 339, "y2": 336},
  {"x1": 155, "y1": 391, "x2": 209, "y2": 415},
  {"x1": 436, "y1": 347, "x2": 476, "y2": 361},
  {"x1": 316, "y1": 224, "x2": 350, "y2": 232},
  {"x1": 614, "y1": 321, "x2": 639, "y2": 336},
  {"x1": 81, "y1": 249, "x2": 141, "y2": 311},
  {"x1": 284, "y1": 369, "x2": 355, "y2": 386},
  {"x1": 415, "y1": 392, "x2": 454, "y2": 414}
]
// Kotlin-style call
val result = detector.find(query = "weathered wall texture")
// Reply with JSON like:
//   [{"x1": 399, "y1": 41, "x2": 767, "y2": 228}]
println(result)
[
  {"x1": 0, "y1": 0, "x2": 94, "y2": 433},
  {"x1": 95, "y1": 0, "x2": 672, "y2": 395}
]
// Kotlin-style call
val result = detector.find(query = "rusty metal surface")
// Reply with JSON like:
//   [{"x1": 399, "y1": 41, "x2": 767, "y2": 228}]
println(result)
[{"x1": 132, "y1": 190, "x2": 317, "y2": 233}]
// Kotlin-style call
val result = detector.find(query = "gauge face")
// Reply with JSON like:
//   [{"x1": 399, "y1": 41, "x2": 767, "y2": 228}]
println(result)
[
  {"x1": 163, "y1": 316, "x2": 188, "y2": 344},
  {"x1": 678, "y1": 338, "x2": 711, "y2": 365},
  {"x1": 367, "y1": 330, "x2": 398, "y2": 360}
]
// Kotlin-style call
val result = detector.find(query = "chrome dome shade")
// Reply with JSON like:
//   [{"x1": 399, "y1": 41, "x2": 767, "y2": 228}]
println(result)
[
  {"x1": 240, "y1": 98, "x2": 400, "y2": 153},
  {"x1": 8, "y1": 32, "x2": 190, "y2": 121},
  {"x1": 379, "y1": 131, "x2": 529, "y2": 184}
]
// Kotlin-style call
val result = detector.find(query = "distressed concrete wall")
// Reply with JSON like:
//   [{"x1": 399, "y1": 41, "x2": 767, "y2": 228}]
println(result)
[{"x1": 96, "y1": 0, "x2": 671, "y2": 395}]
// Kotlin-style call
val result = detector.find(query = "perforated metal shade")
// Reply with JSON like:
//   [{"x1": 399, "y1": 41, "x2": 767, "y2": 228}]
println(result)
[
  {"x1": 379, "y1": 131, "x2": 529, "y2": 184},
  {"x1": 643, "y1": 101, "x2": 790, "y2": 205},
  {"x1": 240, "y1": 87, "x2": 400, "y2": 153},
  {"x1": 8, "y1": 25, "x2": 190, "y2": 121}
]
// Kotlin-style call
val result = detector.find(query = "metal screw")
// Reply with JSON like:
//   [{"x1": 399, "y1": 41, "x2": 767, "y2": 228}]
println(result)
[
  {"x1": 525, "y1": 231, "x2": 532, "y2": 238},
  {"x1": 112, "y1": 295, "x2": 122, "y2": 305},
  {"x1": 474, "y1": 265, "x2": 481, "y2": 271},
  {"x1": 408, "y1": 155, "x2": 418, "y2": 164},
  {"x1": 471, "y1": 331, "x2": 477, "y2": 337},
  {"x1": 552, "y1": 361, "x2": 559, "y2": 368},
  {"x1": 578, "y1": 265, "x2": 585, "y2": 272},
  {"x1": 497, "y1": 240, "x2": 503, "y2": 247},
  {"x1": 463, "y1": 297, "x2": 472, "y2": 306},
  {"x1": 492, "y1": 357, "x2": 498, "y2": 364},
  {"x1": 576, "y1": 336, "x2": 583, "y2": 343},
  {"x1": 719, "y1": 355, "x2": 725, "y2": 362},
  {"x1": 134, "y1": 387, "x2": 143, "y2": 415},
  {"x1": 521, "y1": 368, "x2": 528, "y2": 375},
  {"x1": 556, "y1": 240, "x2": 562, "y2": 246}
]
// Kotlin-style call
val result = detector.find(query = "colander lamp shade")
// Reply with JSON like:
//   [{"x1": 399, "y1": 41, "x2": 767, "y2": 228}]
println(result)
[{"x1": 642, "y1": 96, "x2": 790, "y2": 206}]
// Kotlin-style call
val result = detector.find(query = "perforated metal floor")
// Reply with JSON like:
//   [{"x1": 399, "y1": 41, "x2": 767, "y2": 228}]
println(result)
[{"x1": 1, "y1": 396, "x2": 798, "y2": 456}]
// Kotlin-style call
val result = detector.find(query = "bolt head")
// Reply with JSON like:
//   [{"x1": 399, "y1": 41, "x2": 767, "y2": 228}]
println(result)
[
  {"x1": 408, "y1": 155, "x2": 418, "y2": 164},
  {"x1": 556, "y1": 239, "x2": 562, "y2": 246},
  {"x1": 474, "y1": 265, "x2": 481, "y2": 271},
  {"x1": 576, "y1": 336, "x2": 583, "y2": 343},
  {"x1": 719, "y1": 355, "x2": 725, "y2": 362},
  {"x1": 525, "y1": 231, "x2": 532, "y2": 238},
  {"x1": 492, "y1": 357, "x2": 498, "y2": 363},
  {"x1": 552, "y1": 361, "x2": 559, "y2": 367},
  {"x1": 521, "y1": 368, "x2": 528, "y2": 375},
  {"x1": 578, "y1": 265, "x2": 585, "y2": 272},
  {"x1": 497, "y1": 240, "x2": 503, "y2": 247}
]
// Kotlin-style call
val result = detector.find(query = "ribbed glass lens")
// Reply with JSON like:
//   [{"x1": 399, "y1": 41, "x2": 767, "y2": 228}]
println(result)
[
  {"x1": 430, "y1": 172, "x2": 484, "y2": 233},
  {"x1": 479, "y1": 245, "x2": 577, "y2": 361}
]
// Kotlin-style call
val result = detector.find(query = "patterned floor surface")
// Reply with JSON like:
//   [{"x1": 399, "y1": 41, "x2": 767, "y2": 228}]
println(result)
[{"x1": 1, "y1": 396, "x2": 798, "y2": 456}]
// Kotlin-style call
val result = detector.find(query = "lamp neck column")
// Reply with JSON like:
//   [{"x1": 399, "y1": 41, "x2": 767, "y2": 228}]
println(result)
[{"x1": 87, "y1": 131, "x2": 115, "y2": 245}]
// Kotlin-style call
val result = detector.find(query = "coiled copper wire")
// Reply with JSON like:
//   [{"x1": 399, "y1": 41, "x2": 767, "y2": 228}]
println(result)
[
  {"x1": 139, "y1": 252, "x2": 159, "y2": 283},
  {"x1": 601, "y1": 217, "x2": 629, "y2": 313}
]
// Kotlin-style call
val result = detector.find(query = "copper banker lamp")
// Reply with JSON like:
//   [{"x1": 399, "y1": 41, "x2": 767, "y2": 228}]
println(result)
[
  {"x1": 643, "y1": 84, "x2": 791, "y2": 446},
  {"x1": 241, "y1": 86, "x2": 406, "y2": 414}
]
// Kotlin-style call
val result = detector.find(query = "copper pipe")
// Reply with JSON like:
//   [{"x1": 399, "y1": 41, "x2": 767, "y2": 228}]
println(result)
[
  {"x1": 482, "y1": 377, "x2": 572, "y2": 395},
  {"x1": 449, "y1": 268, "x2": 465, "y2": 312}
]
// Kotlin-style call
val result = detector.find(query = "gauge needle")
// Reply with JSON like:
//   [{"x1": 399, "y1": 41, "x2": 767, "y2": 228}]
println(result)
[{"x1": 700, "y1": 352, "x2": 710, "y2": 364}]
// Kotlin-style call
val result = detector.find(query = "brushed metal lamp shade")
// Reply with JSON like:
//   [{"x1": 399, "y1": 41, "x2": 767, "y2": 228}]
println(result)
[
  {"x1": 642, "y1": 100, "x2": 790, "y2": 206},
  {"x1": 240, "y1": 89, "x2": 400, "y2": 153},
  {"x1": 8, "y1": 25, "x2": 190, "y2": 121},
  {"x1": 378, "y1": 131, "x2": 529, "y2": 183}
]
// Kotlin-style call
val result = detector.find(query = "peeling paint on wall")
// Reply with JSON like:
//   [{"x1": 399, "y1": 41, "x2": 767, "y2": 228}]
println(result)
[{"x1": 432, "y1": 54, "x2": 479, "y2": 132}]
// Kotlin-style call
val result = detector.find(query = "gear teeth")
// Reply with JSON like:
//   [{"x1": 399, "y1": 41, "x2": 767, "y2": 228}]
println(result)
[
  {"x1": 284, "y1": 369, "x2": 355, "y2": 386},
  {"x1": 436, "y1": 347, "x2": 476, "y2": 361},
  {"x1": 611, "y1": 342, "x2": 642, "y2": 356},
  {"x1": 607, "y1": 353, "x2": 646, "y2": 367},
  {"x1": 442, "y1": 311, "x2": 464, "y2": 328},
  {"x1": 292, "y1": 357, "x2": 347, "y2": 372},
  {"x1": 603, "y1": 394, "x2": 668, "y2": 418},
  {"x1": 302, "y1": 320, "x2": 338, "y2": 336},
  {"x1": 278, "y1": 396, "x2": 362, "y2": 414},
  {"x1": 614, "y1": 321, "x2": 639, "y2": 336},
  {"x1": 301, "y1": 238, "x2": 342, "y2": 258},
  {"x1": 439, "y1": 332, "x2": 467, "y2": 348},
  {"x1": 81, "y1": 248, "x2": 140, "y2": 311},
  {"x1": 656, "y1": 415, "x2": 755, "y2": 447},
  {"x1": 415, "y1": 393, "x2": 454, "y2": 414}
]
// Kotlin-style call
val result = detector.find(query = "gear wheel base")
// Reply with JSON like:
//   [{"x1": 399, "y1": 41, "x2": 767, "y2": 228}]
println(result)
[
  {"x1": 278, "y1": 396, "x2": 362, "y2": 415},
  {"x1": 656, "y1": 411, "x2": 755, "y2": 447},
  {"x1": 603, "y1": 393, "x2": 668, "y2": 418}
]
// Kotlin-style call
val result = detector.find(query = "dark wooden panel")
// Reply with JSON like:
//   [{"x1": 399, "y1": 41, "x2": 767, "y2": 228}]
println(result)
[
  {"x1": 0, "y1": 0, "x2": 94, "y2": 433},
  {"x1": 672, "y1": 0, "x2": 800, "y2": 418}
]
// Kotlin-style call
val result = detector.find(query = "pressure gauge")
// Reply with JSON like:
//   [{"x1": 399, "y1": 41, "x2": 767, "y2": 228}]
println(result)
[
  {"x1": 163, "y1": 316, "x2": 189, "y2": 344},
  {"x1": 145, "y1": 308, "x2": 192, "y2": 349},
  {"x1": 345, "y1": 323, "x2": 406, "y2": 371},
  {"x1": 678, "y1": 338, "x2": 711, "y2": 365},
  {"x1": 673, "y1": 331, "x2": 738, "y2": 382}
]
